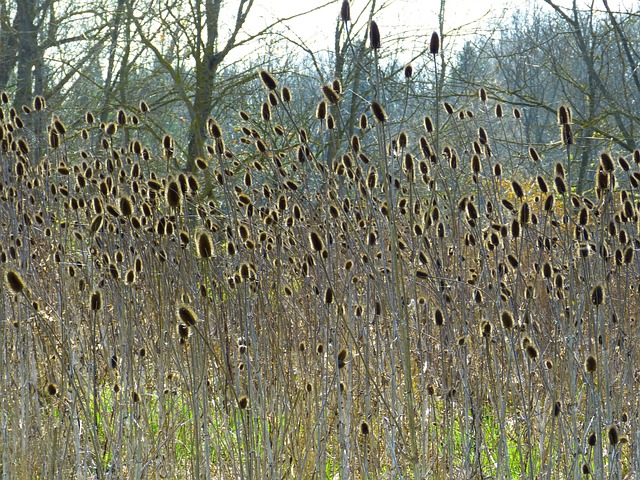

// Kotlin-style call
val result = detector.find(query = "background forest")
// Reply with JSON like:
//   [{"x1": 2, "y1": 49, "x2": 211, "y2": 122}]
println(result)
[{"x1": 1, "y1": 0, "x2": 640, "y2": 478}]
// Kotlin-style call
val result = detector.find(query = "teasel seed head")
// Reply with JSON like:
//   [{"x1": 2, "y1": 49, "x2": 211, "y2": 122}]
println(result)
[
  {"x1": 196, "y1": 231, "x2": 213, "y2": 258},
  {"x1": 360, "y1": 421, "x2": 370, "y2": 435},
  {"x1": 340, "y1": 0, "x2": 350, "y2": 22},
  {"x1": 321, "y1": 84, "x2": 340, "y2": 105},
  {"x1": 600, "y1": 152, "x2": 614, "y2": 172},
  {"x1": 261, "y1": 102, "x2": 271, "y2": 121},
  {"x1": 553, "y1": 401, "x2": 561, "y2": 416},
  {"x1": 370, "y1": 101, "x2": 387, "y2": 123},
  {"x1": 404, "y1": 64, "x2": 413, "y2": 79},
  {"x1": 585, "y1": 354, "x2": 597, "y2": 373},
  {"x1": 554, "y1": 176, "x2": 567, "y2": 195},
  {"x1": 324, "y1": 287, "x2": 334, "y2": 305},
  {"x1": 561, "y1": 123, "x2": 574, "y2": 145},
  {"x1": 434, "y1": 308, "x2": 444, "y2": 326},
  {"x1": 90, "y1": 289, "x2": 102, "y2": 311},
  {"x1": 309, "y1": 231, "x2": 324, "y2": 252},
  {"x1": 557, "y1": 105, "x2": 571, "y2": 125},
  {"x1": 511, "y1": 180, "x2": 524, "y2": 199},
  {"x1": 337, "y1": 348, "x2": 347, "y2": 368},
  {"x1": 177, "y1": 323, "x2": 190, "y2": 339},
  {"x1": 238, "y1": 396, "x2": 248, "y2": 409},
  {"x1": 429, "y1": 32, "x2": 440, "y2": 55},
  {"x1": 525, "y1": 344, "x2": 538, "y2": 360},
  {"x1": 608, "y1": 425, "x2": 619, "y2": 446},
  {"x1": 258, "y1": 70, "x2": 278, "y2": 91},
  {"x1": 177, "y1": 304, "x2": 198, "y2": 326},
  {"x1": 369, "y1": 21, "x2": 381, "y2": 49},
  {"x1": 501, "y1": 310, "x2": 514, "y2": 329},
  {"x1": 46, "y1": 383, "x2": 58, "y2": 396},
  {"x1": 5, "y1": 268, "x2": 25, "y2": 293},
  {"x1": 316, "y1": 100, "x2": 327, "y2": 121},
  {"x1": 590, "y1": 284, "x2": 604, "y2": 306}
]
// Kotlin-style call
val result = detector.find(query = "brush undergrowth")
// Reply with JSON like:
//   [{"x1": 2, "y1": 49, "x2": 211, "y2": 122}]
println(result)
[{"x1": 1, "y1": 6, "x2": 639, "y2": 479}]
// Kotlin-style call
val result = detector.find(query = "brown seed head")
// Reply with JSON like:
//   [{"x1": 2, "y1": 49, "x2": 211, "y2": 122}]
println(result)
[
  {"x1": 177, "y1": 304, "x2": 198, "y2": 326},
  {"x1": 258, "y1": 70, "x2": 277, "y2": 91},
  {"x1": 369, "y1": 21, "x2": 381, "y2": 49},
  {"x1": 429, "y1": 32, "x2": 440, "y2": 55},
  {"x1": 340, "y1": 0, "x2": 350, "y2": 22},
  {"x1": 5, "y1": 269, "x2": 25, "y2": 293}
]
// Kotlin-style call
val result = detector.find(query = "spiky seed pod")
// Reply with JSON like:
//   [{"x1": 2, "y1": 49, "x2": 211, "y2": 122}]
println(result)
[
  {"x1": 512, "y1": 180, "x2": 524, "y2": 198},
  {"x1": 46, "y1": 383, "x2": 57, "y2": 396},
  {"x1": 369, "y1": 21, "x2": 381, "y2": 49},
  {"x1": 519, "y1": 202, "x2": 531, "y2": 225},
  {"x1": 258, "y1": 70, "x2": 277, "y2": 91},
  {"x1": 324, "y1": 287, "x2": 334, "y2": 305},
  {"x1": 90, "y1": 215, "x2": 104, "y2": 234},
  {"x1": 177, "y1": 304, "x2": 197, "y2": 326},
  {"x1": 340, "y1": 0, "x2": 350, "y2": 22},
  {"x1": 600, "y1": 152, "x2": 614, "y2": 172},
  {"x1": 501, "y1": 310, "x2": 514, "y2": 329},
  {"x1": 478, "y1": 127, "x2": 488, "y2": 145},
  {"x1": 117, "y1": 109, "x2": 127, "y2": 125},
  {"x1": 525, "y1": 344, "x2": 538, "y2": 360},
  {"x1": 177, "y1": 323, "x2": 190, "y2": 339},
  {"x1": 443, "y1": 102, "x2": 454, "y2": 115},
  {"x1": 316, "y1": 100, "x2": 327, "y2": 120},
  {"x1": 33, "y1": 95, "x2": 46, "y2": 111},
  {"x1": 557, "y1": 105, "x2": 571, "y2": 124},
  {"x1": 90, "y1": 290, "x2": 102, "y2": 311},
  {"x1": 238, "y1": 396, "x2": 248, "y2": 409},
  {"x1": 366, "y1": 166, "x2": 378, "y2": 189},
  {"x1": 49, "y1": 129, "x2": 60, "y2": 149},
  {"x1": 429, "y1": 31, "x2": 440, "y2": 54},
  {"x1": 590, "y1": 284, "x2": 604, "y2": 306},
  {"x1": 618, "y1": 156, "x2": 630, "y2": 172},
  {"x1": 422, "y1": 116, "x2": 434, "y2": 134},
  {"x1": 309, "y1": 231, "x2": 324, "y2": 252},
  {"x1": 207, "y1": 118, "x2": 222, "y2": 138},
  {"x1": 561, "y1": 123, "x2": 574, "y2": 145},
  {"x1": 554, "y1": 176, "x2": 567, "y2": 195},
  {"x1": 578, "y1": 207, "x2": 589, "y2": 226},
  {"x1": 608, "y1": 426, "x2": 619, "y2": 446},
  {"x1": 434, "y1": 309, "x2": 444, "y2": 326},
  {"x1": 553, "y1": 401, "x2": 561, "y2": 416},
  {"x1": 404, "y1": 64, "x2": 413, "y2": 79},
  {"x1": 370, "y1": 101, "x2": 387, "y2": 123},
  {"x1": 261, "y1": 102, "x2": 271, "y2": 121},
  {"x1": 596, "y1": 170, "x2": 610, "y2": 190},
  {"x1": 322, "y1": 85, "x2": 340, "y2": 105},
  {"x1": 495, "y1": 104, "x2": 503, "y2": 118},
  {"x1": 360, "y1": 421, "x2": 370, "y2": 435},
  {"x1": 471, "y1": 154, "x2": 481, "y2": 174},
  {"x1": 196, "y1": 231, "x2": 213, "y2": 258},
  {"x1": 480, "y1": 320, "x2": 492, "y2": 338},
  {"x1": 513, "y1": 108, "x2": 521, "y2": 119},
  {"x1": 337, "y1": 349, "x2": 347, "y2": 368},
  {"x1": 528, "y1": 146, "x2": 540, "y2": 162},
  {"x1": 5, "y1": 269, "x2": 25, "y2": 293},
  {"x1": 585, "y1": 355, "x2": 597, "y2": 373},
  {"x1": 166, "y1": 180, "x2": 182, "y2": 209}
]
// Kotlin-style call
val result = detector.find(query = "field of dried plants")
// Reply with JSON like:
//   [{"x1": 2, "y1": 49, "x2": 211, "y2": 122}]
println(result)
[{"x1": 1, "y1": 15, "x2": 640, "y2": 480}]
